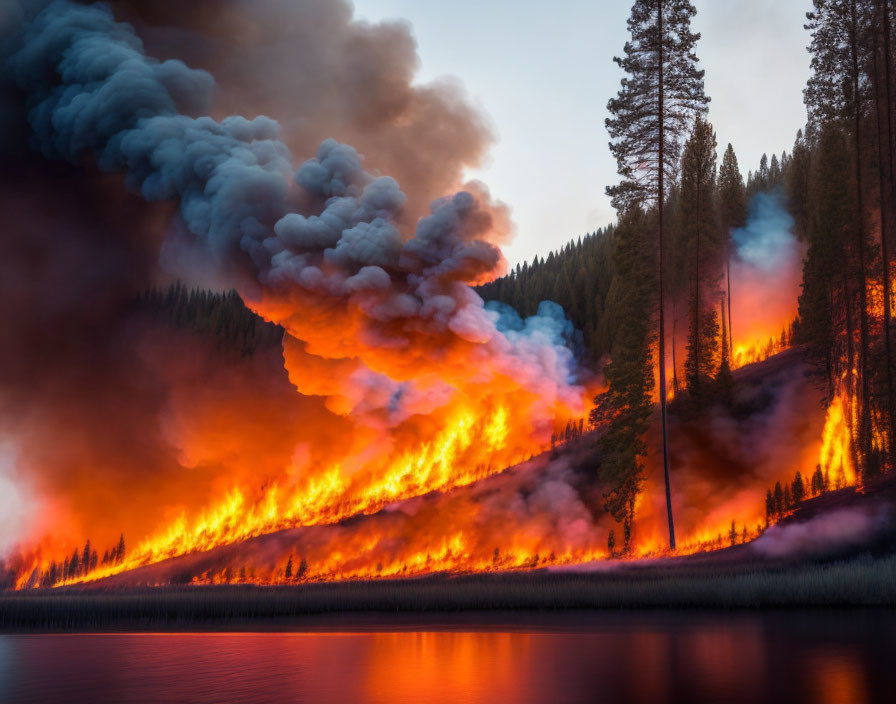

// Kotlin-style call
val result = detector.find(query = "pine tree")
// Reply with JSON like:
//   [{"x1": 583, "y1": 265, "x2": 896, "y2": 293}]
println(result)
[
  {"x1": 718, "y1": 143, "x2": 747, "y2": 358},
  {"x1": 806, "y1": 0, "x2": 873, "y2": 470},
  {"x1": 591, "y1": 209, "x2": 657, "y2": 553},
  {"x1": 606, "y1": 0, "x2": 709, "y2": 549},
  {"x1": 793, "y1": 471, "x2": 806, "y2": 503},
  {"x1": 773, "y1": 481, "x2": 784, "y2": 517},
  {"x1": 871, "y1": 0, "x2": 896, "y2": 461},
  {"x1": 81, "y1": 540, "x2": 91, "y2": 576},
  {"x1": 788, "y1": 130, "x2": 812, "y2": 240},
  {"x1": 769, "y1": 153, "x2": 782, "y2": 186},
  {"x1": 766, "y1": 489, "x2": 775, "y2": 525},
  {"x1": 284, "y1": 555, "x2": 293, "y2": 581},
  {"x1": 116, "y1": 533, "x2": 126, "y2": 563},
  {"x1": 678, "y1": 118, "x2": 721, "y2": 399},
  {"x1": 797, "y1": 125, "x2": 856, "y2": 400}
]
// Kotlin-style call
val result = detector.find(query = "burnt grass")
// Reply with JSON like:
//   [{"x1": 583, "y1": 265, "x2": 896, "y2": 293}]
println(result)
[{"x1": 2, "y1": 551, "x2": 896, "y2": 631}]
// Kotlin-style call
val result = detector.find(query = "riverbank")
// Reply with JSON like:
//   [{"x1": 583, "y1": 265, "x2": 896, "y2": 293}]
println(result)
[{"x1": 2, "y1": 552, "x2": 895, "y2": 631}]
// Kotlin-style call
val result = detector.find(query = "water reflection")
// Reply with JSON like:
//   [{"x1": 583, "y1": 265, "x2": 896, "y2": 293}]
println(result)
[{"x1": 0, "y1": 611, "x2": 892, "y2": 704}]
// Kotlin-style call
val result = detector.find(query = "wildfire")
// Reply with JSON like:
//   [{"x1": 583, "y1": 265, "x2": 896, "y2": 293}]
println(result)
[
  {"x1": 731, "y1": 332, "x2": 789, "y2": 369},
  {"x1": 60, "y1": 404, "x2": 544, "y2": 585},
  {"x1": 817, "y1": 392, "x2": 857, "y2": 489}
]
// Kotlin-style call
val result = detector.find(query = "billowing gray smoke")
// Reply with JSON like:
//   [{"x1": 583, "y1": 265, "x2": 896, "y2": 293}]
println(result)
[
  {"x1": 4, "y1": 0, "x2": 584, "y2": 421},
  {"x1": 0, "y1": 0, "x2": 587, "y2": 557}
]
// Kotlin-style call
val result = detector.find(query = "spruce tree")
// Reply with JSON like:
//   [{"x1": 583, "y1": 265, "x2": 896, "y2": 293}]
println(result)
[
  {"x1": 806, "y1": 0, "x2": 873, "y2": 470},
  {"x1": 773, "y1": 481, "x2": 784, "y2": 517},
  {"x1": 788, "y1": 130, "x2": 812, "y2": 241},
  {"x1": 606, "y1": 0, "x2": 709, "y2": 549},
  {"x1": 591, "y1": 209, "x2": 657, "y2": 553},
  {"x1": 718, "y1": 144, "x2": 747, "y2": 359},
  {"x1": 871, "y1": 0, "x2": 896, "y2": 461},
  {"x1": 678, "y1": 118, "x2": 721, "y2": 398},
  {"x1": 793, "y1": 471, "x2": 806, "y2": 503},
  {"x1": 81, "y1": 540, "x2": 91, "y2": 576}
]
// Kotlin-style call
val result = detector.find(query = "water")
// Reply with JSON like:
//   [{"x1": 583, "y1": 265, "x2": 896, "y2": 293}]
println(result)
[{"x1": 1, "y1": 611, "x2": 893, "y2": 704}]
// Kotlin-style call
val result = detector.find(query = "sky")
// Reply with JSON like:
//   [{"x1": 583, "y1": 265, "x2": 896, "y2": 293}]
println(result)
[{"x1": 351, "y1": 0, "x2": 814, "y2": 266}]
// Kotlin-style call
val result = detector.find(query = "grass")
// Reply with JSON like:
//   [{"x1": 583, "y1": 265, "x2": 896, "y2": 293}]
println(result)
[{"x1": 2, "y1": 552, "x2": 895, "y2": 631}]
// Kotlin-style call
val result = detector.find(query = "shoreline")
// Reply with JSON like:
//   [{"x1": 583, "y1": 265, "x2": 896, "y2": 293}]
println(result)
[{"x1": 3, "y1": 552, "x2": 895, "y2": 632}]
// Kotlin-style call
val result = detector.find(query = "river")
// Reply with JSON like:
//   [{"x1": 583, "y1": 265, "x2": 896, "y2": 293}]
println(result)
[{"x1": 1, "y1": 611, "x2": 893, "y2": 703}]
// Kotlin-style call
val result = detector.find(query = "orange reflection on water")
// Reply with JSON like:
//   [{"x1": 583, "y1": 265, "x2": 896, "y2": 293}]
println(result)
[
  {"x1": 362, "y1": 632, "x2": 530, "y2": 704},
  {"x1": 808, "y1": 651, "x2": 870, "y2": 704}
]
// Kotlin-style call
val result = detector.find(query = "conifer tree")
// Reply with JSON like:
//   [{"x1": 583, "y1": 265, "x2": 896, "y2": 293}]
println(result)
[
  {"x1": 806, "y1": 0, "x2": 873, "y2": 469},
  {"x1": 116, "y1": 533, "x2": 126, "y2": 563},
  {"x1": 718, "y1": 144, "x2": 747, "y2": 358},
  {"x1": 81, "y1": 540, "x2": 91, "y2": 576},
  {"x1": 606, "y1": 0, "x2": 709, "y2": 549},
  {"x1": 788, "y1": 130, "x2": 812, "y2": 241},
  {"x1": 678, "y1": 118, "x2": 721, "y2": 397},
  {"x1": 797, "y1": 125, "x2": 856, "y2": 399},
  {"x1": 793, "y1": 471, "x2": 806, "y2": 503},
  {"x1": 871, "y1": 0, "x2": 896, "y2": 460},
  {"x1": 591, "y1": 209, "x2": 657, "y2": 553}
]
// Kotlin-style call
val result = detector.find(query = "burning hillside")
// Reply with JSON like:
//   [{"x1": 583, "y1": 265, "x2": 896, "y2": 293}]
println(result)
[
  {"x1": 7, "y1": 342, "x2": 832, "y2": 590},
  {"x1": 0, "y1": 0, "x2": 880, "y2": 593}
]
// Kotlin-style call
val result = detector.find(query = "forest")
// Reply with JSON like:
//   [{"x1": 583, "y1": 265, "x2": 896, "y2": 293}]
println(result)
[
  {"x1": 2, "y1": 0, "x2": 896, "y2": 598},
  {"x1": 484, "y1": 0, "x2": 896, "y2": 555}
]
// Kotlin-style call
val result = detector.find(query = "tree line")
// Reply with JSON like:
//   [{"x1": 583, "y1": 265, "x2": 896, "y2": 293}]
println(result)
[
  {"x1": 794, "y1": 0, "x2": 896, "y2": 481},
  {"x1": 136, "y1": 283, "x2": 284, "y2": 358},
  {"x1": 482, "y1": 0, "x2": 896, "y2": 554},
  {"x1": 477, "y1": 227, "x2": 617, "y2": 368}
]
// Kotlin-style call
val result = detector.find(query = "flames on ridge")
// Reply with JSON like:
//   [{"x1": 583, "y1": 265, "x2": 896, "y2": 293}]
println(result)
[{"x1": 0, "y1": 1, "x2": 878, "y2": 593}]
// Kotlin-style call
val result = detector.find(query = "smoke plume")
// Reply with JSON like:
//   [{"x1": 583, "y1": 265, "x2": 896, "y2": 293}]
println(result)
[{"x1": 0, "y1": 0, "x2": 585, "y2": 566}]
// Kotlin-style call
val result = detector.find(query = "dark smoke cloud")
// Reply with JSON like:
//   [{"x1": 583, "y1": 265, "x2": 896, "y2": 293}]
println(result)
[
  {"x1": 0, "y1": 0, "x2": 584, "y2": 559},
  {"x1": 104, "y1": 0, "x2": 494, "y2": 225},
  {"x1": 4, "y1": 0, "x2": 582, "y2": 422}
]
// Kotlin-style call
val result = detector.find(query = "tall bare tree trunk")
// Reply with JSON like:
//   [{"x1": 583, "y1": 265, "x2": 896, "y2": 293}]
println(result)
[
  {"x1": 881, "y1": 0, "x2": 896, "y2": 462},
  {"x1": 843, "y1": 268, "x2": 860, "y2": 473},
  {"x1": 657, "y1": 0, "x2": 675, "y2": 550},
  {"x1": 727, "y1": 250, "x2": 734, "y2": 362},
  {"x1": 720, "y1": 296, "x2": 729, "y2": 366},
  {"x1": 693, "y1": 176, "x2": 702, "y2": 390},
  {"x1": 849, "y1": 0, "x2": 871, "y2": 474}
]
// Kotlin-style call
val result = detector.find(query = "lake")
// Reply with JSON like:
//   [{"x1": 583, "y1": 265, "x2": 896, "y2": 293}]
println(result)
[{"x1": 1, "y1": 611, "x2": 893, "y2": 703}]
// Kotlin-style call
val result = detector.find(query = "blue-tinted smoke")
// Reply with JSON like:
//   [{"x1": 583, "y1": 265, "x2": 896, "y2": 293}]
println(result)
[{"x1": 733, "y1": 191, "x2": 798, "y2": 273}]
